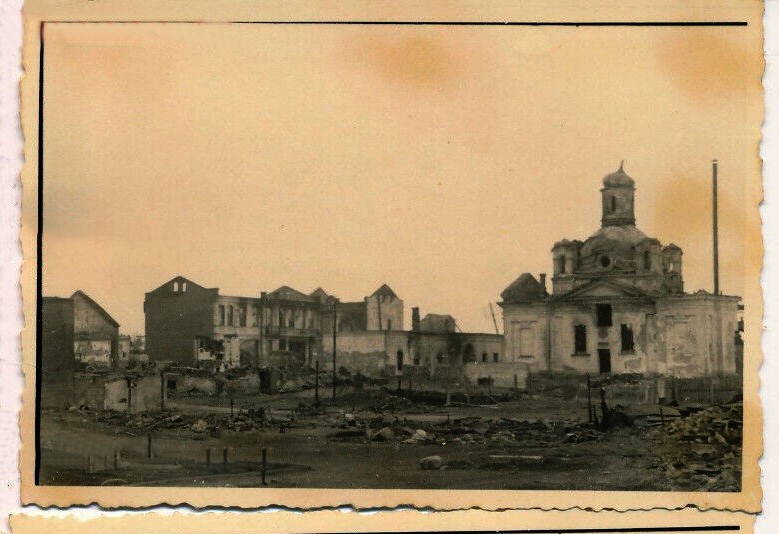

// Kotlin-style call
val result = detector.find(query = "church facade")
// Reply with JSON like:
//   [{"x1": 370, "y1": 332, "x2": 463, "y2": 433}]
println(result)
[{"x1": 499, "y1": 164, "x2": 740, "y2": 377}]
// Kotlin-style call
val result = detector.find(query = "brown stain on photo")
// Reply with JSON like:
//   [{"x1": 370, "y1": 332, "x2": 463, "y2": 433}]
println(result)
[
  {"x1": 657, "y1": 31, "x2": 756, "y2": 103},
  {"x1": 654, "y1": 173, "x2": 740, "y2": 241},
  {"x1": 350, "y1": 33, "x2": 457, "y2": 89}
]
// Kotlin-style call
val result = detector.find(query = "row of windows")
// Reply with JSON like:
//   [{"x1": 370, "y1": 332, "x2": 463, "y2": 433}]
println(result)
[
  {"x1": 217, "y1": 304, "x2": 316, "y2": 329},
  {"x1": 573, "y1": 322, "x2": 634, "y2": 354},
  {"x1": 556, "y1": 251, "x2": 653, "y2": 275},
  {"x1": 217, "y1": 304, "x2": 253, "y2": 327}
]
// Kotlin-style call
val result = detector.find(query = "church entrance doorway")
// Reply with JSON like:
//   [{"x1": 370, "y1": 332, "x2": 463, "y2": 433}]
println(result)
[{"x1": 598, "y1": 348, "x2": 611, "y2": 373}]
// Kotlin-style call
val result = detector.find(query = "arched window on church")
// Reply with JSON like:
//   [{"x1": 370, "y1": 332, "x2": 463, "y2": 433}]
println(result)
[
  {"x1": 558, "y1": 255, "x2": 566, "y2": 274},
  {"x1": 610, "y1": 195, "x2": 617, "y2": 212},
  {"x1": 643, "y1": 250, "x2": 651, "y2": 271}
]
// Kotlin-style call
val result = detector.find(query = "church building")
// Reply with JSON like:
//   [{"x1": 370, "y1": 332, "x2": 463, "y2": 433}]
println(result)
[{"x1": 499, "y1": 164, "x2": 740, "y2": 377}]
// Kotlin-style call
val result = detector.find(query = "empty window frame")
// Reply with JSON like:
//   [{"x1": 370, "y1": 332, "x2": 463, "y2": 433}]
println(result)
[
  {"x1": 621, "y1": 323, "x2": 635, "y2": 353},
  {"x1": 493, "y1": 353, "x2": 499, "y2": 363},
  {"x1": 238, "y1": 304, "x2": 247, "y2": 327},
  {"x1": 643, "y1": 250, "x2": 651, "y2": 270},
  {"x1": 558, "y1": 255, "x2": 566, "y2": 274},
  {"x1": 574, "y1": 324, "x2": 587, "y2": 353},
  {"x1": 227, "y1": 305, "x2": 234, "y2": 326},
  {"x1": 218, "y1": 305, "x2": 225, "y2": 326},
  {"x1": 596, "y1": 304, "x2": 613, "y2": 327},
  {"x1": 519, "y1": 328, "x2": 534, "y2": 358}
]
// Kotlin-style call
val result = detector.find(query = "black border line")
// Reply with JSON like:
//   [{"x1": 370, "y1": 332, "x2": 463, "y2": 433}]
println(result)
[
  {"x1": 32, "y1": 19, "x2": 747, "y2": 529},
  {"x1": 321, "y1": 528, "x2": 740, "y2": 533},
  {"x1": 43, "y1": 20, "x2": 747, "y2": 26},
  {"x1": 34, "y1": 20, "x2": 44, "y2": 487}
]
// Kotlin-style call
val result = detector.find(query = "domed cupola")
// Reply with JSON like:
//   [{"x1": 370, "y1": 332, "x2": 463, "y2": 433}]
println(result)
[{"x1": 601, "y1": 161, "x2": 636, "y2": 227}]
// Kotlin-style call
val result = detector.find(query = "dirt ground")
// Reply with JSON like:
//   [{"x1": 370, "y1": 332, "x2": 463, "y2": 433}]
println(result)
[{"x1": 38, "y1": 388, "x2": 741, "y2": 491}]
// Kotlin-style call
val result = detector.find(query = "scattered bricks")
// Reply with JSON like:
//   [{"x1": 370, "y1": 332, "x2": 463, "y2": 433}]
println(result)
[
  {"x1": 191, "y1": 419, "x2": 208, "y2": 433},
  {"x1": 373, "y1": 427, "x2": 394, "y2": 441},
  {"x1": 419, "y1": 455, "x2": 443, "y2": 470}
]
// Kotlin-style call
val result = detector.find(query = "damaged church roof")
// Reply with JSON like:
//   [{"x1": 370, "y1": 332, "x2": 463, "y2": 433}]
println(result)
[{"x1": 500, "y1": 273, "x2": 548, "y2": 304}]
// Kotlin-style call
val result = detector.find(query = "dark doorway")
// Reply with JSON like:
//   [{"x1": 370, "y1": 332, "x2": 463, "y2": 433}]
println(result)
[
  {"x1": 598, "y1": 348, "x2": 611, "y2": 373},
  {"x1": 396, "y1": 350, "x2": 404, "y2": 371}
]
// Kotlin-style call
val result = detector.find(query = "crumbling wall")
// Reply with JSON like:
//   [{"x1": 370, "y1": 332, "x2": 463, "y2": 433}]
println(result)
[
  {"x1": 180, "y1": 375, "x2": 218, "y2": 395},
  {"x1": 70, "y1": 374, "x2": 105, "y2": 409},
  {"x1": 501, "y1": 302, "x2": 549, "y2": 371},
  {"x1": 320, "y1": 331, "x2": 394, "y2": 377},
  {"x1": 104, "y1": 375, "x2": 161, "y2": 412},
  {"x1": 656, "y1": 295, "x2": 739, "y2": 377},
  {"x1": 549, "y1": 301, "x2": 655, "y2": 375}
]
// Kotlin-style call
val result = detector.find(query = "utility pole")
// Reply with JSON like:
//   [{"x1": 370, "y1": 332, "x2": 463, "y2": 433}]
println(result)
[
  {"x1": 258, "y1": 292, "x2": 266, "y2": 368},
  {"x1": 712, "y1": 159, "x2": 720, "y2": 295},
  {"x1": 332, "y1": 300, "x2": 338, "y2": 401}
]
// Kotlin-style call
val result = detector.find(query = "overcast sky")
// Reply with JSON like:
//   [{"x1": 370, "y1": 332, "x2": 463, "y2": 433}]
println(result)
[{"x1": 39, "y1": 22, "x2": 760, "y2": 334}]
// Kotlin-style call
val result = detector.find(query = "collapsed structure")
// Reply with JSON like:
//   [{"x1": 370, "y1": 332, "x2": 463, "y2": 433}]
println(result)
[{"x1": 500, "y1": 164, "x2": 740, "y2": 377}]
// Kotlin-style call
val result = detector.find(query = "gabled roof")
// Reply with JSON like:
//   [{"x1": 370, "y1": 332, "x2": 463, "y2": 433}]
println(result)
[
  {"x1": 71, "y1": 290, "x2": 120, "y2": 328},
  {"x1": 267, "y1": 285, "x2": 316, "y2": 302},
  {"x1": 309, "y1": 287, "x2": 329, "y2": 299},
  {"x1": 550, "y1": 278, "x2": 652, "y2": 302},
  {"x1": 500, "y1": 273, "x2": 548, "y2": 304},
  {"x1": 146, "y1": 276, "x2": 216, "y2": 296},
  {"x1": 371, "y1": 284, "x2": 398, "y2": 300}
]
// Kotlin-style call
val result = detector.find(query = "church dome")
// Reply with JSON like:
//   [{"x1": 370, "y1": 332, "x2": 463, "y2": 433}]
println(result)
[
  {"x1": 603, "y1": 162, "x2": 635, "y2": 188},
  {"x1": 579, "y1": 225, "x2": 649, "y2": 271}
]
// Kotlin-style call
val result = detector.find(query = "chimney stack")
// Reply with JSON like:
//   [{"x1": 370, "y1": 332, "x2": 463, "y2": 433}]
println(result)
[
  {"x1": 539, "y1": 273, "x2": 547, "y2": 294},
  {"x1": 411, "y1": 307, "x2": 420, "y2": 332},
  {"x1": 712, "y1": 160, "x2": 720, "y2": 295}
]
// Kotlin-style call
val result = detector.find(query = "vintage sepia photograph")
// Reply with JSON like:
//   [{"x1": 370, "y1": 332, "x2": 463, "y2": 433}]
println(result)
[{"x1": 20, "y1": 0, "x2": 763, "y2": 512}]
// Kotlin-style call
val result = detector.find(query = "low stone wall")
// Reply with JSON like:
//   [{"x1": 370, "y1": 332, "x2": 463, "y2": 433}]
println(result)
[
  {"x1": 226, "y1": 373, "x2": 260, "y2": 395},
  {"x1": 322, "y1": 351, "x2": 391, "y2": 377},
  {"x1": 464, "y1": 362, "x2": 530, "y2": 389}
]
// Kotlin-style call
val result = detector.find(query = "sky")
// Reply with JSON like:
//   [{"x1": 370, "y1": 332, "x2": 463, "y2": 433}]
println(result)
[{"x1": 39, "y1": 22, "x2": 761, "y2": 335}]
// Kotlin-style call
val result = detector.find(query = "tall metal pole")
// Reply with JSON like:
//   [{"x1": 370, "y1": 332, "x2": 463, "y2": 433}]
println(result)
[
  {"x1": 489, "y1": 303, "x2": 499, "y2": 335},
  {"x1": 332, "y1": 300, "x2": 337, "y2": 400},
  {"x1": 712, "y1": 159, "x2": 720, "y2": 295}
]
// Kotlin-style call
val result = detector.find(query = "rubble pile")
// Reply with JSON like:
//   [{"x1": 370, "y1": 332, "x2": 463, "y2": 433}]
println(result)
[
  {"x1": 653, "y1": 402, "x2": 742, "y2": 492},
  {"x1": 328, "y1": 412, "x2": 604, "y2": 448},
  {"x1": 83, "y1": 408, "x2": 270, "y2": 435}
]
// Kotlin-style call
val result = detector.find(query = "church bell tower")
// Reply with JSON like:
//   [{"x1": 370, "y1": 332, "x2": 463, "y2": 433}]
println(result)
[{"x1": 600, "y1": 161, "x2": 636, "y2": 227}]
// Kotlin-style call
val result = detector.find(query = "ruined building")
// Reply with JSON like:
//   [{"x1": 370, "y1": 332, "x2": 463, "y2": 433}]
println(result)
[
  {"x1": 499, "y1": 164, "x2": 740, "y2": 377},
  {"x1": 144, "y1": 277, "x2": 403, "y2": 369},
  {"x1": 40, "y1": 291, "x2": 120, "y2": 406}
]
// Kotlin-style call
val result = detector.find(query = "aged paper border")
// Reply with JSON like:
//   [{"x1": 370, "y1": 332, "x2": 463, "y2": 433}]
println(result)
[
  {"x1": 9, "y1": 509, "x2": 757, "y2": 534},
  {"x1": 18, "y1": 0, "x2": 764, "y2": 512}
]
